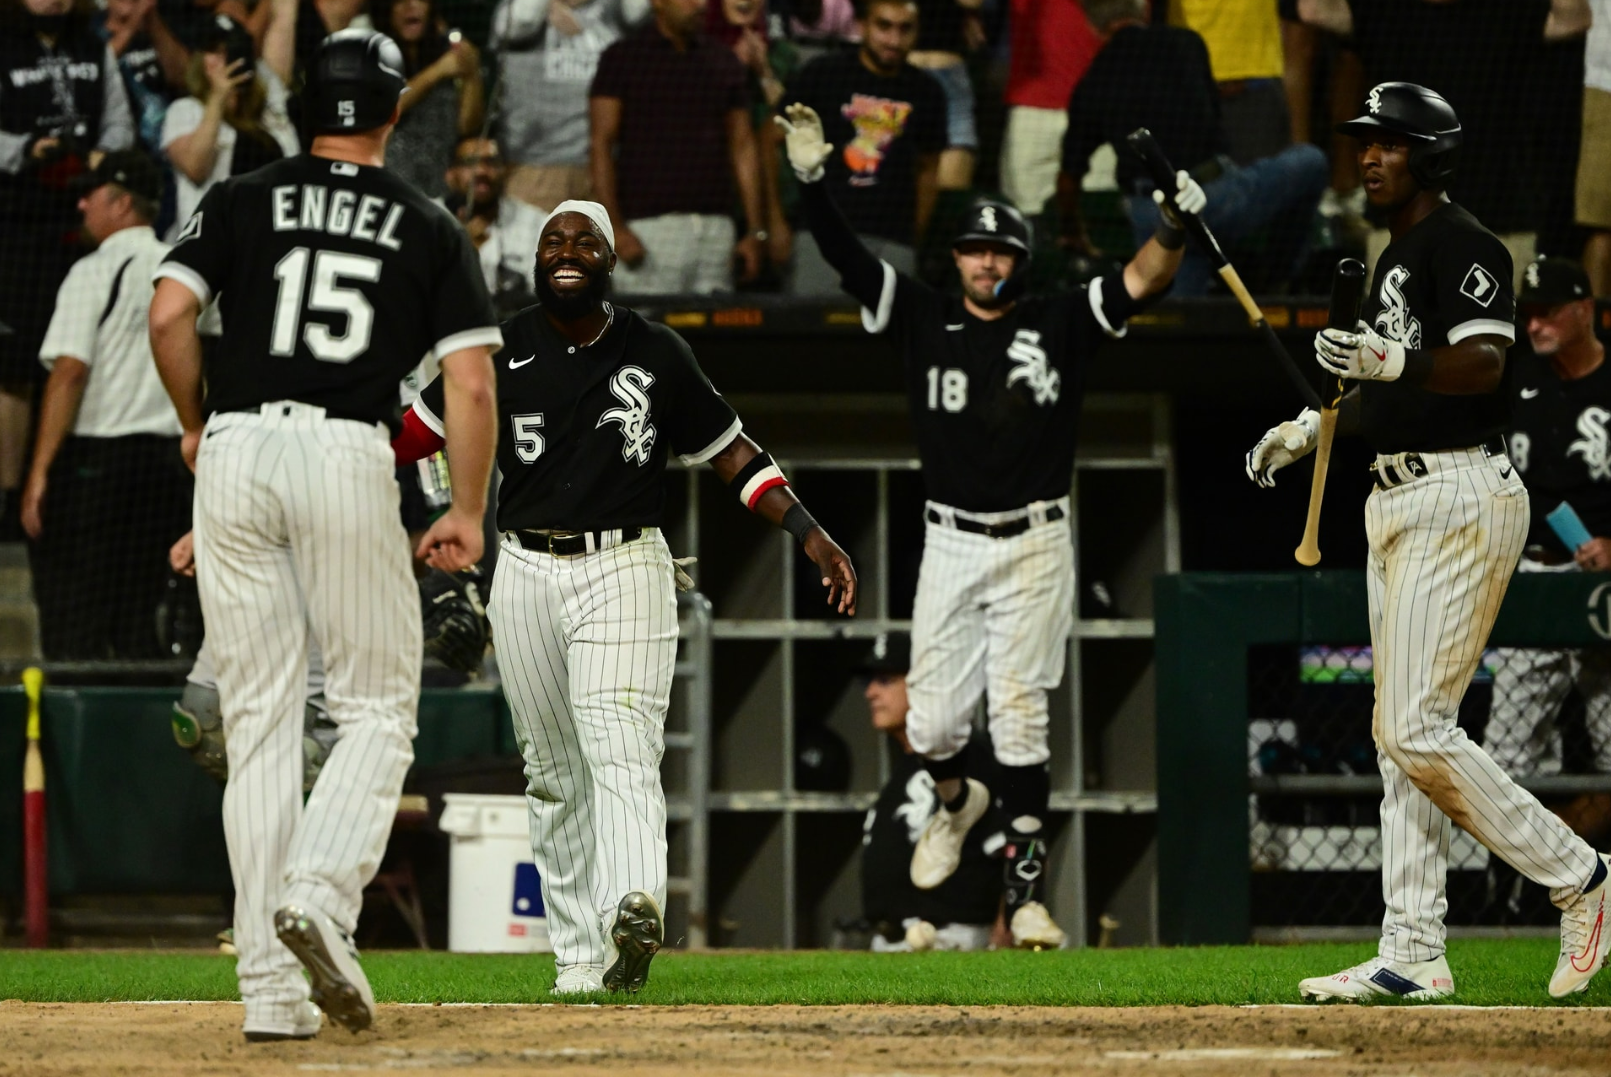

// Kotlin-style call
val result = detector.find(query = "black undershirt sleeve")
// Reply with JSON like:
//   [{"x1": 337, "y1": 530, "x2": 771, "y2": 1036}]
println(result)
[{"x1": 799, "y1": 179, "x2": 889, "y2": 311}]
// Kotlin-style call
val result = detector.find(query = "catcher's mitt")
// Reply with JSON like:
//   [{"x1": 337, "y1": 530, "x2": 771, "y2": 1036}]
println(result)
[
  {"x1": 172, "y1": 682, "x2": 337, "y2": 793},
  {"x1": 421, "y1": 566, "x2": 490, "y2": 673}
]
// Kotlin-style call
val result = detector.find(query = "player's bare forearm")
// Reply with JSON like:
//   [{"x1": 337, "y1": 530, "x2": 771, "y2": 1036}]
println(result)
[
  {"x1": 914, "y1": 153, "x2": 940, "y2": 240},
  {"x1": 1420, "y1": 335, "x2": 1508, "y2": 395},
  {"x1": 149, "y1": 278, "x2": 207, "y2": 434},
  {"x1": 727, "y1": 110, "x2": 765, "y2": 233},
  {"x1": 439, "y1": 346, "x2": 497, "y2": 518},
  {"x1": 1123, "y1": 235, "x2": 1184, "y2": 300}
]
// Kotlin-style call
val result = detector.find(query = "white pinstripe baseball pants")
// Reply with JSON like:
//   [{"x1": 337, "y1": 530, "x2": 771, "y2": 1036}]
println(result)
[
  {"x1": 1367, "y1": 446, "x2": 1599, "y2": 964},
  {"x1": 905, "y1": 499, "x2": 1074, "y2": 768},
  {"x1": 194, "y1": 404, "x2": 419, "y2": 1031},
  {"x1": 489, "y1": 530, "x2": 677, "y2": 970}
]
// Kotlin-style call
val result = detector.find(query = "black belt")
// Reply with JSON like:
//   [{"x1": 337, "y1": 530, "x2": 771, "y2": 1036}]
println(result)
[
  {"x1": 1371, "y1": 436, "x2": 1507, "y2": 491},
  {"x1": 513, "y1": 527, "x2": 642, "y2": 556},
  {"x1": 926, "y1": 504, "x2": 1064, "y2": 539},
  {"x1": 223, "y1": 404, "x2": 380, "y2": 425}
]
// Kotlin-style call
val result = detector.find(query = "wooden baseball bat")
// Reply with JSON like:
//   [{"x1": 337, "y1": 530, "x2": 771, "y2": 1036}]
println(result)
[
  {"x1": 1125, "y1": 128, "x2": 1322, "y2": 412},
  {"x1": 1294, "y1": 258, "x2": 1367, "y2": 566},
  {"x1": 22, "y1": 666, "x2": 46, "y2": 948}
]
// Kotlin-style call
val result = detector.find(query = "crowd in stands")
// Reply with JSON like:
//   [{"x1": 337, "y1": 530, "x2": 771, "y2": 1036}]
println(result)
[{"x1": 1, "y1": 0, "x2": 1608, "y2": 657}]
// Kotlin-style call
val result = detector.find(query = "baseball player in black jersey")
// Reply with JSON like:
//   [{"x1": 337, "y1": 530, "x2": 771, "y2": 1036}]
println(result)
[
  {"x1": 395, "y1": 198, "x2": 857, "y2": 996},
  {"x1": 1245, "y1": 83, "x2": 1611, "y2": 1003},
  {"x1": 1488, "y1": 259, "x2": 1611, "y2": 810},
  {"x1": 148, "y1": 30, "x2": 501, "y2": 1040},
  {"x1": 775, "y1": 103, "x2": 1202, "y2": 949}
]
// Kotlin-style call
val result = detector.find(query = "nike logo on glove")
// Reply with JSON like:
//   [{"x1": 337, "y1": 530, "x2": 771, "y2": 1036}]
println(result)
[
  {"x1": 1367, "y1": 346, "x2": 1386, "y2": 366},
  {"x1": 509, "y1": 354, "x2": 535, "y2": 369}
]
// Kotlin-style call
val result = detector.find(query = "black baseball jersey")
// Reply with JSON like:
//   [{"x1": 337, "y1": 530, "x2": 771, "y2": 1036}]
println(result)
[
  {"x1": 412, "y1": 302, "x2": 741, "y2": 532},
  {"x1": 155, "y1": 154, "x2": 502, "y2": 433},
  {"x1": 1508, "y1": 351, "x2": 1611, "y2": 558},
  {"x1": 1357, "y1": 202, "x2": 1517, "y2": 454},
  {"x1": 862, "y1": 736, "x2": 1001, "y2": 931}
]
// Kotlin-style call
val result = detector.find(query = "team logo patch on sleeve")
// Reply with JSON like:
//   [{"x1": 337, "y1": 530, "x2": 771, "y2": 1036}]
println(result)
[
  {"x1": 1459, "y1": 263, "x2": 1500, "y2": 308},
  {"x1": 172, "y1": 211, "x2": 203, "y2": 244}
]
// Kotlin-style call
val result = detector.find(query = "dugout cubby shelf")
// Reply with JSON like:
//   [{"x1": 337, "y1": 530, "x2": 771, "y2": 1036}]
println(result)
[{"x1": 668, "y1": 394, "x2": 1178, "y2": 949}]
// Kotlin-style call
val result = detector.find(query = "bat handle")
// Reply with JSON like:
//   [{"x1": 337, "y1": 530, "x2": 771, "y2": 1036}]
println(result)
[{"x1": 1294, "y1": 407, "x2": 1339, "y2": 566}]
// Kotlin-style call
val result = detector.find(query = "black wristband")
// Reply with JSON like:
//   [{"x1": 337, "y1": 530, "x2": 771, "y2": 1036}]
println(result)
[
  {"x1": 1400, "y1": 347, "x2": 1434, "y2": 386},
  {"x1": 1154, "y1": 221, "x2": 1186, "y2": 250},
  {"x1": 782, "y1": 502, "x2": 818, "y2": 545}
]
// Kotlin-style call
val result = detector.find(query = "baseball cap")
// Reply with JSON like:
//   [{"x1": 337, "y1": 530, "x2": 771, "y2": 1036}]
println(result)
[
  {"x1": 856, "y1": 632, "x2": 910, "y2": 676},
  {"x1": 1520, "y1": 257, "x2": 1592, "y2": 307},
  {"x1": 69, "y1": 150, "x2": 163, "y2": 203}
]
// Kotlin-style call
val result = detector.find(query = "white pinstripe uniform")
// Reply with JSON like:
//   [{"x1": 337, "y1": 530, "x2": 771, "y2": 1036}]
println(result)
[
  {"x1": 155, "y1": 152, "x2": 501, "y2": 1033},
  {"x1": 1334, "y1": 203, "x2": 1601, "y2": 969}
]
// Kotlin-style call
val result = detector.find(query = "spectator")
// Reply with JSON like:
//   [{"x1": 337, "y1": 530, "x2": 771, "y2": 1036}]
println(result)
[
  {"x1": 999, "y1": 0, "x2": 1096, "y2": 217},
  {"x1": 1580, "y1": 0, "x2": 1611, "y2": 295},
  {"x1": 160, "y1": 9, "x2": 297, "y2": 239},
  {"x1": 0, "y1": 0, "x2": 135, "y2": 539},
  {"x1": 21, "y1": 151, "x2": 191, "y2": 659},
  {"x1": 1169, "y1": 0, "x2": 1287, "y2": 165},
  {"x1": 712, "y1": 0, "x2": 800, "y2": 276},
  {"x1": 857, "y1": 633, "x2": 1006, "y2": 952},
  {"x1": 780, "y1": 0, "x2": 944, "y2": 296},
  {"x1": 490, "y1": 0, "x2": 646, "y2": 211},
  {"x1": 291, "y1": 0, "x2": 368, "y2": 79},
  {"x1": 908, "y1": 0, "x2": 980, "y2": 191},
  {"x1": 373, "y1": 0, "x2": 484, "y2": 198},
  {"x1": 590, "y1": 0, "x2": 766, "y2": 293},
  {"x1": 1296, "y1": 0, "x2": 1593, "y2": 287},
  {"x1": 1489, "y1": 258, "x2": 1611, "y2": 848},
  {"x1": 97, "y1": 0, "x2": 189, "y2": 155},
  {"x1": 442, "y1": 135, "x2": 544, "y2": 315},
  {"x1": 1058, "y1": 0, "x2": 1327, "y2": 296},
  {"x1": 788, "y1": 0, "x2": 858, "y2": 64}
]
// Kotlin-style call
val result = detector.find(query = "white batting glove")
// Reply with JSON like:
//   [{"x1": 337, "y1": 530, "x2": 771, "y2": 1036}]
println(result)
[
  {"x1": 1315, "y1": 320, "x2": 1405, "y2": 381},
  {"x1": 773, "y1": 104, "x2": 833, "y2": 184},
  {"x1": 1245, "y1": 407, "x2": 1321, "y2": 489},
  {"x1": 1151, "y1": 170, "x2": 1207, "y2": 229}
]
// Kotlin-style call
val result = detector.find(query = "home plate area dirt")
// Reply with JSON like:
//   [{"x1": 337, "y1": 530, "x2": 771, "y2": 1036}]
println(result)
[{"x1": 4, "y1": 1002, "x2": 1611, "y2": 1076}]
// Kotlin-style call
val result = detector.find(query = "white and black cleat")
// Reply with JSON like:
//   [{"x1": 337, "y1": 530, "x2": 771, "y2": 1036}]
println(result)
[
  {"x1": 603, "y1": 891, "x2": 663, "y2": 994},
  {"x1": 275, "y1": 905, "x2": 376, "y2": 1033}
]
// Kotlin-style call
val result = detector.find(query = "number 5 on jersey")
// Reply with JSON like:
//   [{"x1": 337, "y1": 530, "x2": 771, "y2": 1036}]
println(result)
[
  {"x1": 927, "y1": 367, "x2": 967, "y2": 413},
  {"x1": 512, "y1": 413, "x2": 545, "y2": 462}
]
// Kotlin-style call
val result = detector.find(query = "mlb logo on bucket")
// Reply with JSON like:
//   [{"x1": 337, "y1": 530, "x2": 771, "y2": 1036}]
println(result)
[{"x1": 512, "y1": 862, "x2": 544, "y2": 918}]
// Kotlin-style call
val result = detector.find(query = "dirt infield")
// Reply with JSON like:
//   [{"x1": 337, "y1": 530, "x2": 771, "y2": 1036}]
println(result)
[{"x1": 5, "y1": 1001, "x2": 1611, "y2": 1076}]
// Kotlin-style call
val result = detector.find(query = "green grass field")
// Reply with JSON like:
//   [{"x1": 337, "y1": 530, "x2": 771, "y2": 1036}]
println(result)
[{"x1": 0, "y1": 940, "x2": 1600, "y2": 1007}]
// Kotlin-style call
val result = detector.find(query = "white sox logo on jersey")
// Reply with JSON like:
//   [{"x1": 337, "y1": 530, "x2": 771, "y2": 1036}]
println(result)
[
  {"x1": 597, "y1": 366, "x2": 657, "y2": 465},
  {"x1": 1374, "y1": 265, "x2": 1423, "y2": 349},
  {"x1": 1005, "y1": 329, "x2": 1060, "y2": 405},
  {"x1": 1568, "y1": 406, "x2": 1611, "y2": 480}
]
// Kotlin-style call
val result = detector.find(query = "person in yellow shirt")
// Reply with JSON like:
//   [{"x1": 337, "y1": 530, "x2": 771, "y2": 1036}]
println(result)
[{"x1": 1168, "y1": 0, "x2": 1286, "y2": 164}]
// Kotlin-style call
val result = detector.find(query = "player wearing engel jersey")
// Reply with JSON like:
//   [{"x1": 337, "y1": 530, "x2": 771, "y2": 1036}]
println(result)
[
  {"x1": 1245, "y1": 84, "x2": 1611, "y2": 1002},
  {"x1": 149, "y1": 30, "x2": 501, "y2": 1040},
  {"x1": 775, "y1": 103, "x2": 1201, "y2": 949},
  {"x1": 1488, "y1": 258, "x2": 1611, "y2": 824},
  {"x1": 393, "y1": 199, "x2": 858, "y2": 996}
]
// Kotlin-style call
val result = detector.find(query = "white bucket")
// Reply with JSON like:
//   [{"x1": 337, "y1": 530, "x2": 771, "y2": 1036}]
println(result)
[{"x1": 438, "y1": 793, "x2": 551, "y2": 953}]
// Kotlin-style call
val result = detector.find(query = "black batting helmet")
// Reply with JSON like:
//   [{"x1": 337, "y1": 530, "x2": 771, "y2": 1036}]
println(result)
[
  {"x1": 953, "y1": 199, "x2": 1032, "y2": 257},
  {"x1": 1337, "y1": 82, "x2": 1461, "y2": 189},
  {"x1": 307, "y1": 29, "x2": 408, "y2": 135}
]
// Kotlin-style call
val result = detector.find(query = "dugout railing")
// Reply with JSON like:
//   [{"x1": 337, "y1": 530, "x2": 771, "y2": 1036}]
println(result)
[{"x1": 1157, "y1": 570, "x2": 1611, "y2": 945}]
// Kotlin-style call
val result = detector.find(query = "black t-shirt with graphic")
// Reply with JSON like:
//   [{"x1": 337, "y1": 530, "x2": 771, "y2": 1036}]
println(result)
[
  {"x1": 1509, "y1": 349, "x2": 1611, "y2": 557},
  {"x1": 412, "y1": 302, "x2": 742, "y2": 532},
  {"x1": 783, "y1": 50, "x2": 945, "y2": 245},
  {"x1": 1357, "y1": 202, "x2": 1517, "y2": 454},
  {"x1": 862, "y1": 735, "x2": 1002, "y2": 932}
]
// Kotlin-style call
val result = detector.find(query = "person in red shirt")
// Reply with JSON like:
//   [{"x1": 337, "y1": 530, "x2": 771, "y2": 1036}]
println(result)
[{"x1": 999, "y1": 0, "x2": 1096, "y2": 216}]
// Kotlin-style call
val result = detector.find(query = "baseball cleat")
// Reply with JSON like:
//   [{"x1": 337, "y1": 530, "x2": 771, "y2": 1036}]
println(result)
[
  {"x1": 911, "y1": 778, "x2": 990, "y2": 890},
  {"x1": 1550, "y1": 853, "x2": 1611, "y2": 998},
  {"x1": 552, "y1": 964, "x2": 606, "y2": 996},
  {"x1": 244, "y1": 1000, "x2": 323, "y2": 1042},
  {"x1": 603, "y1": 891, "x2": 663, "y2": 993},
  {"x1": 274, "y1": 905, "x2": 375, "y2": 1033},
  {"x1": 1010, "y1": 901, "x2": 1067, "y2": 950},
  {"x1": 1298, "y1": 955, "x2": 1454, "y2": 1001}
]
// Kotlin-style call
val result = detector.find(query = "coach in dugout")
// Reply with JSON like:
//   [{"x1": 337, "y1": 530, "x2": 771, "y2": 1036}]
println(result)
[{"x1": 859, "y1": 631, "x2": 1006, "y2": 952}]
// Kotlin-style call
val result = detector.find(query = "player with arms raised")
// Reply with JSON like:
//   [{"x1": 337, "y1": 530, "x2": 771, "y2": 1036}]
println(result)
[
  {"x1": 149, "y1": 30, "x2": 501, "y2": 1040},
  {"x1": 775, "y1": 103, "x2": 1200, "y2": 948},
  {"x1": 1245, "y1": 83, "x2": 1611, "y2": 1002}
]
